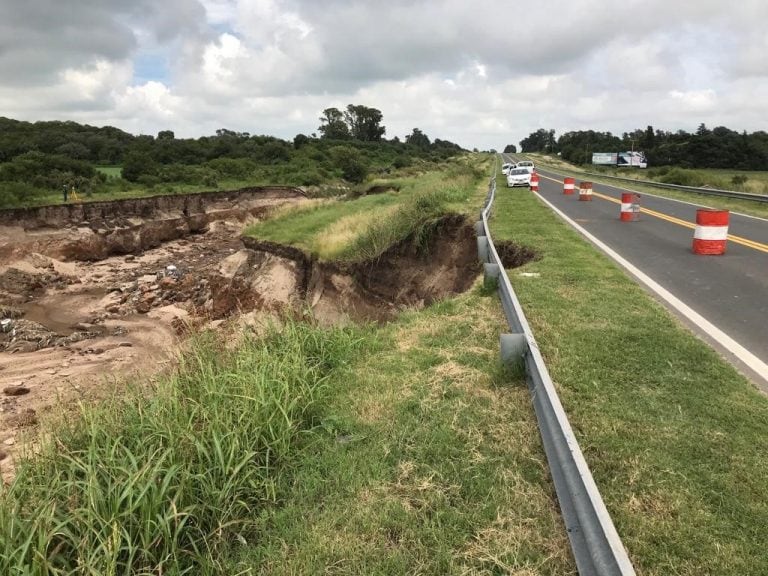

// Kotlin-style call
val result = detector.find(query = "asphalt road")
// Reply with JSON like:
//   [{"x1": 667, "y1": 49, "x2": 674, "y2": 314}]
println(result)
[{"x1": 501, "y1": 154, "x2": 768, "y2": 391}]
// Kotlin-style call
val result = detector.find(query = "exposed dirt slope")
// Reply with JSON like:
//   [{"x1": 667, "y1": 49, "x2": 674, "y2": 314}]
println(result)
[{"x1": 0, "y1": 192, "x2": 479, "y2": 482}]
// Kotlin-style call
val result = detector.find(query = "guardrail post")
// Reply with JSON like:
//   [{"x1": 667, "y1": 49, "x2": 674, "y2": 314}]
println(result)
[
  {"x1": 483, "y1": 262, "x2": 500, "y2": 288},
  {"x1": 477, "y1": 235, "x2": 489, "y2": 262},
  {"x1": 500, "y1": 333, "x2": 527, "y2": 364}
]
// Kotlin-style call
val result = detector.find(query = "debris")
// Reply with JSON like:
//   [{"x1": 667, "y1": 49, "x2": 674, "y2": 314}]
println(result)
[{"x1": 3, "y1": 386, "x2": 30, "y2": 397}]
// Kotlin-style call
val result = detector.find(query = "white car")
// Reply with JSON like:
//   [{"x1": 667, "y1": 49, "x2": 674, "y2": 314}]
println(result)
[
  {"x1": 516, "y1": 160, "x2": 535, "y2": 171},
  {"x1": 506, "y1": 168, "x2": 532, "y2": 187},
  {"x1": 501, "y1": 162, "x2": 515, "y2": 175}
]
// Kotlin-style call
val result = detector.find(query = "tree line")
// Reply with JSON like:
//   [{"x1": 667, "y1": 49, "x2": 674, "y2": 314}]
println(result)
[
  {"x1": 0, "y1": 107, "x2": 463, "y2": 207},
  {"x1": 510, "y1": 124, "x2": 768, "y2": 170}
]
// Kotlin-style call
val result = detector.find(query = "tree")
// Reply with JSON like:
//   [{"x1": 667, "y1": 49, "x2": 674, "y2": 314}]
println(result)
[
  {"x1": 330, "y1": 146, "x2": 368, "y2": 183},
  {"x1": 520, "y1": 128, "x2": 557, "y2": 153},
  {"x1": 318, "y1": 108, "x2": 350, "y2": 140},
  {"x1": 405, "y1": 128, "x2": 430, "y2": 150},
  {"x1": 344, "y1": 105, "x2": 386, "y2": 141},
  {"x1": 503, "y1": 144, "x2": 517, "y2": 153},
  {"x1": 121, "y1": 151, "x2": 157, "y2": 182}
]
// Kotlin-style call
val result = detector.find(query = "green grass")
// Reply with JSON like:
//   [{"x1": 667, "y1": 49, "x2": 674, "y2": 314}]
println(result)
[
  {"x1": 245, "y1": 158, "x2": 488, "y2": 260},
  {"x1": 95, "y1": 165, "x2": 123, "y2": 178},
  {"x1": 489, "y1": 176, "x2": 768, "y2": 575},
  {"x1": 0, "y1": 321, "x2": 365, "y2": 575},
  {"x1": 225, "y1": 287, "x2": 575, "y2": 575}
]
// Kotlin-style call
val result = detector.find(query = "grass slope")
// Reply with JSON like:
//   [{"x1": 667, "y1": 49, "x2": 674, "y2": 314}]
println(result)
[
  {"x1": 227, "y1": 289, "x2": 574, "y2": 575},
  {"x1": 245, "y1": 158, "x2": 487, "y2": 261}
]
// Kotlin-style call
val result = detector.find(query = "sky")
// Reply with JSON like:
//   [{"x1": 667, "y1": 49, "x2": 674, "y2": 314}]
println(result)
[{"x1": 1, "y1": 0, "x2": 768, "y2": 151}]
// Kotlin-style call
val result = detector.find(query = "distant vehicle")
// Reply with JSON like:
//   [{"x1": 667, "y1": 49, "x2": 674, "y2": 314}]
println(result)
[
  {"x1": 516, "y1": 160, "x2": 535, "y2": 171},
  {"x1": 506, "y1": 168, "x2": 532, "y2": 187},
  {"x1": 501, "y1": 162, "x2": 515, "y2": 175},
  {"x1": 592, "y1": 151, "x2": 647, "y2": 168}
]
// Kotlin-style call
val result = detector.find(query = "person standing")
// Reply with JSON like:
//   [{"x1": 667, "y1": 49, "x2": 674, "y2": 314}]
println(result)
[{"x1": 62, "y1": 184, "x2": 68, "y2": 202}]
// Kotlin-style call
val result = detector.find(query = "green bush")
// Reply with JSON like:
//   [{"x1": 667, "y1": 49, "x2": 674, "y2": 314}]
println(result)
[
  {"x1": 731, "y1": 175, "x2": 748, "y2": 188},
  {"x1": 330, "y1": 146, "x2": 369, "y2": 184},
  {"x1": 0, "y1": 182, "x2": 38, "y2": 207},
  {"x1": 659, "y1": 168, "x2": 706, "y2": 187},
  {"x1": 647, "y1": 166, "x2": 670, "y2": 178}
]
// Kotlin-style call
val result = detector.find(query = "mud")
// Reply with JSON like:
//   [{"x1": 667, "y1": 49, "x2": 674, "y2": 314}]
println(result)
[
  {"x1": 0, "y1": 190, "x2": 480, "y2": 482},
  {"x1": 494, "y1": 240, "x2": 539, "y2": 269}
]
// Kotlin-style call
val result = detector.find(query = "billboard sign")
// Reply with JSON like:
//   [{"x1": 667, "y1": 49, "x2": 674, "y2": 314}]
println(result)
[{"x1": 592, "y1": 152, "x2": 618, "y2": 165}]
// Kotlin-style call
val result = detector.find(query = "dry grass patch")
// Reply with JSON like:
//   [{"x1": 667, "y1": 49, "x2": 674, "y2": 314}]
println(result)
[{"x1": 314, "y1": 205, "x2": 399, "y2": 259}]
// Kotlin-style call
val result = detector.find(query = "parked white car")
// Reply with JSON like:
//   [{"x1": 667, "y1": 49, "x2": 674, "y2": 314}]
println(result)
[
  {"x1": 506, "y1": 168, "x2": 532, "y2": 187},
  {"x1": 515, "y1": 160, "x2": 535, "y2": 171},
  {"x1": 501, "y1": 162, "x2": 515, "y2": 175}
]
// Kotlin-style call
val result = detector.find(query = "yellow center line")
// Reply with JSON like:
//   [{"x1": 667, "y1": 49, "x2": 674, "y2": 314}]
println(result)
[{"x1": 536, "y1": 173, "x2": 768, "y2": 254}]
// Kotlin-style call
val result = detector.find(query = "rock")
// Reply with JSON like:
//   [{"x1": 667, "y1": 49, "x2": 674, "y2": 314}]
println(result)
[
  {"x1": 3, "y1": 438, "x2": 14, "y2": 446},
  {"x1": 117, "y1": 342, "x2": 133, "y2": 348},
  {"x1": 6, "y1": 408, "x2": 37, "y2": 428},
  {"x1": 125, "y1": 255, "x2": 136, "y2": 262},
  {"x1": 136, "y1": 301, "x2": 151, "y2": 314},
  {"x1": 3, "y1": 386, "x2": 30, "y2": 396}
]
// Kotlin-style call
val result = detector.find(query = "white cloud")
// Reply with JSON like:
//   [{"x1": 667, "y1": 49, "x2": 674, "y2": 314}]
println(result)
[
  {"x1": 60, "y1": 60, "x2": 133, "y2": 102},
  {"x1": 4, "y1": 0, "x2": 768, "y2": 149}
]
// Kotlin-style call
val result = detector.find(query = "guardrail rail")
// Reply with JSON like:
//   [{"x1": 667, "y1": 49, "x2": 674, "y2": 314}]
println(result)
[
  {"x1": 580, "y1": 172, "x2": 768, "y2": 203},
  {"x1": 478, "y1": 161, "x2": 636, "y2": 576}
]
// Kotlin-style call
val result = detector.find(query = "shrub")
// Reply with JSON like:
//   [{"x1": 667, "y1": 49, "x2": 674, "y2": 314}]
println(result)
[
  {"x1": 330, "y1": 146, "x2": 369, "y2": 184},
  {"x1": 659, "y1": 168, "x2": 706, "y2": 187},
  {"x1": 731, "y1": 175, "x2": 748, "y2": 188}
]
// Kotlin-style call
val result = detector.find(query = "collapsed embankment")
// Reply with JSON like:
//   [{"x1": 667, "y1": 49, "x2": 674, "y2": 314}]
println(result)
[
  {"x1": 0, "y1": 186, "x2": 306, "y2": 263},
  {"x1": 0, "y1": 186, "x2": 305, "y2": 230},
  {"x1": 240, "y1": 213, "x2": 481, "y2": 323},
  {"x1": 0, "y1": 192, "x2": 482, "y2": 480}
]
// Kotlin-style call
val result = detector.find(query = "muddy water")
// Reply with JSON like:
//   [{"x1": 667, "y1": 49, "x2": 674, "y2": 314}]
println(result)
[{"x1": 18, "y1": 288, "x2": 109, "y2": 335}]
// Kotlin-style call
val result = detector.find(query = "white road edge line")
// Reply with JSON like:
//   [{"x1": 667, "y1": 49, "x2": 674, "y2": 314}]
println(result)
[{"x1": 534, "y1": 192, "x2": 768, "y2": 386}]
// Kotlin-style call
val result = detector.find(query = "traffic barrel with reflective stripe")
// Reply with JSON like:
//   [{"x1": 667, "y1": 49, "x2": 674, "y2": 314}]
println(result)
[
  {"x1": 578, "y1": 181, "x2": 593, "y2": 201},
  {"x1": 563, "y1": 177, "x2": 575, "y2": 195},
  {"x1": 692, "y1": 209, "x2": 729, "y2": 255},
  {"x1": 530, "y1": 172, "x2": 539, "y2": 192},
  {"x1": 620, "y1": 193, "x2": 640, "y2": 221}
]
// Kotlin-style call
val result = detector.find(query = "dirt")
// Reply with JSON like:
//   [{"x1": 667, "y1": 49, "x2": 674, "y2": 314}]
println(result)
[
  {"x1": 0, "y1": 191, "x2": 480, "y2": 482},
  {"x1": 494, "y1": 240, "x2": 539, "y2": 269}
]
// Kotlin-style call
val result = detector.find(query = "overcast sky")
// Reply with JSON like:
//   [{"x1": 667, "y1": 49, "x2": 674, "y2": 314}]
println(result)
[{"x1": 1, "y1": 0, "x2": 767, "y2": 150}]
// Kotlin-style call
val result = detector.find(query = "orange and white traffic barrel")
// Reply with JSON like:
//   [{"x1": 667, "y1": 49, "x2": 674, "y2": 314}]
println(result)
[
  {"x1": 578, "y1": 181, "x2": 593, "y2": 201},
  {"x1": 563, "y1": 177, "x2": 575, "y2": 195},
  {"x1": 620, "y1": 193, "x2": 640, "y2": 221},
  {"x1": 692, "y1": 209, "x2": 729, "y2": 255},
  {"x1": 530, "y1": 171, "x2": 540, "y2": 192}
]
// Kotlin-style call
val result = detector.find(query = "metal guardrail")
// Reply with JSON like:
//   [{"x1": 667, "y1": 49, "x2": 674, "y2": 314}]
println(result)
[
  {"x1": 580, "y1": 171, "x2": 768, "y2": 203},
  {"x1": 478, "y1": 162, "x2": 636, "y2": 576}
]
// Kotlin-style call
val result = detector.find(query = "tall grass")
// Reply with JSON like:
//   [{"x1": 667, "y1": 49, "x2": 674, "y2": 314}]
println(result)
[
  {"x1": 246, "y1": 157, "x2": 487, "y2": 262},
  {"x1": 0, "y1": 320, "x2": 363, "y2": 575},
  {"x1": 338, "y1": 190, "x2": 452, "y2": 262},
  {"x1": 337, "y1": 163, "x2": 482, "y2": 262}
]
